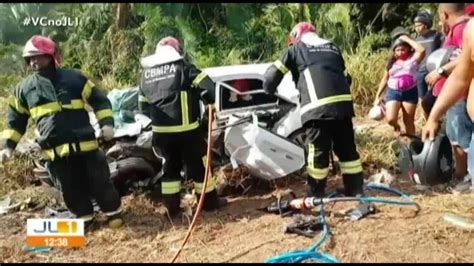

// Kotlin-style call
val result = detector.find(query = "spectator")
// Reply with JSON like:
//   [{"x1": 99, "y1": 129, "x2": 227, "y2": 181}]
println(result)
[
  {"x1": 413, "y1": 9, "x2": 444, "y2": 111},
  {"x1": 423, "y1": 3, "x2": 470, "y2": 181},
  {"x1": 374, "y1": 35, "x2": 425, "y2": 136}
]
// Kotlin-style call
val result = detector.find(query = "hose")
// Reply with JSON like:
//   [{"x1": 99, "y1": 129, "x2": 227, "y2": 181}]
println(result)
[
  {"x1": 265, "y1": 202, "x2": 339, "y2": 263},
  {"x1": 265, "y1": 183, "x2": 419, "y2": 263},
  {"x1": 170, "y1": 104, "x2": 214, "y2": 263}
]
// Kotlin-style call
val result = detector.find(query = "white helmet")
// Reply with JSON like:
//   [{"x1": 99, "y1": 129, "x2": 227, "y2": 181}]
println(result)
[{"x1": 369, "y1": 104, "x2": 385, "y2": 121}]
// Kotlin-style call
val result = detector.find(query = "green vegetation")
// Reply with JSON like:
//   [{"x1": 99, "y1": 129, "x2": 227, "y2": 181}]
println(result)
[{"x1": 0, "y1": 3, "x2": 440, "y2": 94}]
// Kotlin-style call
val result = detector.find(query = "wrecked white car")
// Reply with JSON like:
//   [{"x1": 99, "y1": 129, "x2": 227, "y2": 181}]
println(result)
[{"x1": 202, "y1": 63, "x2": 311, "y2": 181}]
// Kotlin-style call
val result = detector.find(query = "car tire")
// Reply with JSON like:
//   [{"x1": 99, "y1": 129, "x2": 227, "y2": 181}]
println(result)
[{"x1": 109, "y1": 157, "x2": 156, "y2": 197}]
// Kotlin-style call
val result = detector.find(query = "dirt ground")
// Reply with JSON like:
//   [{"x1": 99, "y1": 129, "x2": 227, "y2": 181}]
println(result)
[
  {"x1": 1, "y1": 119, "x2": 474, "y2": 263},
  {"x1": 1, "y1": 175, "x2": 473, "y2": 263}
]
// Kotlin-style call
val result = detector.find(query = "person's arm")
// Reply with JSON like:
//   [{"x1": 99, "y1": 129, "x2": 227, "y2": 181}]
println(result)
[
  {"x1": 82, "y1": 79, "x2": 114, "y2": 129},
  {"x1": 188, "y1": 62, "x2": 216, "y2": 105},
  {"x1": 435, "y1": 32, "x2": 444, "y2": 50},
  {"x1": 439, "y1": 57, "x2": 459, "y2": 75},
  {"x1": 467, "y1": 80, "x2": 474, "y2": 120},
  {"x1": 263, "y1": 47, "x2": 296, "y2": 95},
  {"x1": 422, "y1": 20, "x2": 474, "y2": 141},
  {"x1": 374, "y1": 70, "x2": 389, "y2": 104},
  {"x1": 2, "y1": 87, "x2": 30, "y2": 151},
  {"x1": 138, "y1": 86, "x2": 151, "y2": 118},
  {"x1": 398, "y1": 35, "x2": 426, "y2": 63}
]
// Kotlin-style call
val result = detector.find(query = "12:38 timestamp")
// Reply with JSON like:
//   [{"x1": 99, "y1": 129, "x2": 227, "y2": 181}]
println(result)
[{"x1": 43, "y1": 237, "x2": 69, "y2": 247}]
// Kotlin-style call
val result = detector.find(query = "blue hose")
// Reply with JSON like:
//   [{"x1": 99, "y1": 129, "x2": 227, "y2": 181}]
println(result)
[
  {"x1": 265, "y1": 202, "x2": 340, "y2": 263},
  {"x1": 265, "y1": 183, "x2": 419, "y2": 263}
]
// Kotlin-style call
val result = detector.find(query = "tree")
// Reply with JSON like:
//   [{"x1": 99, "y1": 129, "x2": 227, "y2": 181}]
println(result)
[{"x1": 115, "y1": 3, "x2": 130, "y2": 29}]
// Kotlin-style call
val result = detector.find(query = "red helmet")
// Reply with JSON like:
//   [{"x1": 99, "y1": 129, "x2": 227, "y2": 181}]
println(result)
[
  {"x1": 288, "y1": 22, "x2": 316, "y2": 45},
  {"x1": 466, "y1": 4, "x2": 474, "y2": 17},
  {"x1": 22, "y1": 35, "x2": 61, "y2": 66},
  {"x1": 157, "y1": 36, "x2": 183, "y2": 55}
]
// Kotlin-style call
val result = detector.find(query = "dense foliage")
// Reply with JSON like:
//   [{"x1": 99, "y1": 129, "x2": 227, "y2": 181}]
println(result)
[{"x1": 0, "y1": 3, "x2": 439, "y2": 104}]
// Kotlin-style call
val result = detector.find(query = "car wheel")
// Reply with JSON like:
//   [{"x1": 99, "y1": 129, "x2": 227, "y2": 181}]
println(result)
[
  {"x1": 287, "y1": 127, "x2": 316, "y2": 178},
  {"x1": 109, "y1": 157, "x2": 156, "y2": 197},
  {"x1": 288, "y1": 126, "x2": 315, "y2": 148}
]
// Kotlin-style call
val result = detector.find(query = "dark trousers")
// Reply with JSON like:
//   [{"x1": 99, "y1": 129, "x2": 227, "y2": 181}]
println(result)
[
  {"x1": 153, "y1": 128, "x2": 218, "y2": 214},
  {"x1": 47, "y1": 149, "x2": 122, "y2": 220},
  {"x1": 304, "y1": 119, "x2": 364, "y2": 197},
  {"x1": 417, "y1": 69, "x2": 429, "y2": 99}
]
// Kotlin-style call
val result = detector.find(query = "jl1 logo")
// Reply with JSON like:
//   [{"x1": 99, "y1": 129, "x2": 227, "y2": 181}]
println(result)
[
  {"x1": 32, "y1": 220, "x2": 78, "y2": 234},
  {"x1": 27, "y1": 219, "x2": 85, "y2": 248}
]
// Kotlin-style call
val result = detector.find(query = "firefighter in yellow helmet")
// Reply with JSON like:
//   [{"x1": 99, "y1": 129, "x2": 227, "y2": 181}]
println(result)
[{"x1": 0, "y1": 35, "x2": 123, "y2": 229}]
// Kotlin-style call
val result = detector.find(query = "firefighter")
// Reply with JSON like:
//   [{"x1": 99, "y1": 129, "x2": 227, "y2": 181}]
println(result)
[
  {"x1": 263, "y1": 22, "x2": 364, "y2": 197},
  {"x1": 138, "y1": 36, "x2": 221, "y2": 216},
  {"x1": 0, "y1": 35, "x2": 123, "y2": 228}
]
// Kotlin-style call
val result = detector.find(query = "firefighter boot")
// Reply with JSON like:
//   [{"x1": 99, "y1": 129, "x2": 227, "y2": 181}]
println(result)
[
  {"x1": 200, "y1": 190, "x2": 226, "y2": 212},
  {"x1": 162, "y1": 193, "x2": 181, "y2": 217},
  {"x1": 343, "y1": 174, "x2": 364, "y2": 197},
  {"x1": 307, "y1": 177, "x2": 327, "y2": 198}
]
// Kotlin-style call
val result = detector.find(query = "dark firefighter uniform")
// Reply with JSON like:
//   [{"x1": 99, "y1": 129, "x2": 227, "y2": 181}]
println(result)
[
  {"x1": 263, "y1": 39, "x2": 364, "y2": 197},
  {"x1": 3, "y1": 69, "x2": 122, "y2": 221},
  {"x1": 138, "y1": 53, "x2": 218, "y2": 215}
]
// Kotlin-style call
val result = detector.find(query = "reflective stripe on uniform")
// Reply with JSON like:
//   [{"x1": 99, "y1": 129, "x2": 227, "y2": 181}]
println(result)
[
  {"x1": 29, "y1": 102, "x2": 62, "y2": 120},
  {"x1": 95, "y1": 109, "x2": 113, "y2": 121},
  {"x1": 303, "y1": 69, "x2": 318, "y2": 103},
  {"x1": 61, "y1": 99, "x2": 85, "y2": 110},
  {"x1": 180, "y1": 91, "x2": 189, "y2": 125},
  {"x1": 301, "y1": 94, "x2": 352, "y2": 115},
  {"x1": 194, "y1": 179, "x2": 216, "y2": 194},
  {"x1": 192, "y1": 72, "x2": 208, "y2": 87},
  {"x1": 274, "y1": 60, "x2": 289, "y2": 74},
  {"x1": 307, "y1": 144, "x2": 315, "y2": 169},
  {"x1": 339, "y1": 159, "x2": 363, "y2": 174},
  {"x1": 81, "y1": 80, "x2": 95, "y2": 101},
  {"x1": 152, "y1": 121, "x2": 200, "y2": 133},
  {"x1": 161, "y1": 181, "x2": 182, "y2": 195},
  {"x1": 307, "y1": 166, "x2": 329, "y2": 180},
  {"x1": 138, "y1": 94, "x2": 149, "y2": 103},
  {"x1": 30, "y1": 99, "x2": 88, "y2": 120},
  {"x1": 79, "y1": 140, "x2": 99, "y2": 152},
  {"x1": 42, "y1": 140, "x2": 99, "y2": 161},
  {"x1": 307, "y1": 144, "x2": 329, "y2": 179},
  {"x1": 8, "y1": 96, "x2": 29, "y2": 115},
  {"x1": 2, "y1": 129, "x2": 23, "y2": 143}
]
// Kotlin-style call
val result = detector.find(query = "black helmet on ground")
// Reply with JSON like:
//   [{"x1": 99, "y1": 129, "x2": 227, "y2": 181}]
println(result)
[{"x1": 398, "y1": 134, "x2": 453, "y2": 186}]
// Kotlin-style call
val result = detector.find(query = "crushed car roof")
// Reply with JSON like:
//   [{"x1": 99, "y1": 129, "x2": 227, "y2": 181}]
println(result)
[{"x1": 203, "y1": 63, "x2": 273, "y2": 81}]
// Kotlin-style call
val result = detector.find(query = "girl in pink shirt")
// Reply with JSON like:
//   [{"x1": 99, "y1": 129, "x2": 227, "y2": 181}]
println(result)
[{"x1": 374, "y1": 35, "x2": 426, "y2": 135}]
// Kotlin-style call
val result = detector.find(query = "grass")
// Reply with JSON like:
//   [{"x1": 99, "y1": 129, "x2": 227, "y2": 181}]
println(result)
[
  {"x1": 345, "y1": 49, "x2": 391, "y2": 107},
  {"x1": 355, "y1": 127, "x2": 400, "y2": 172}
]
